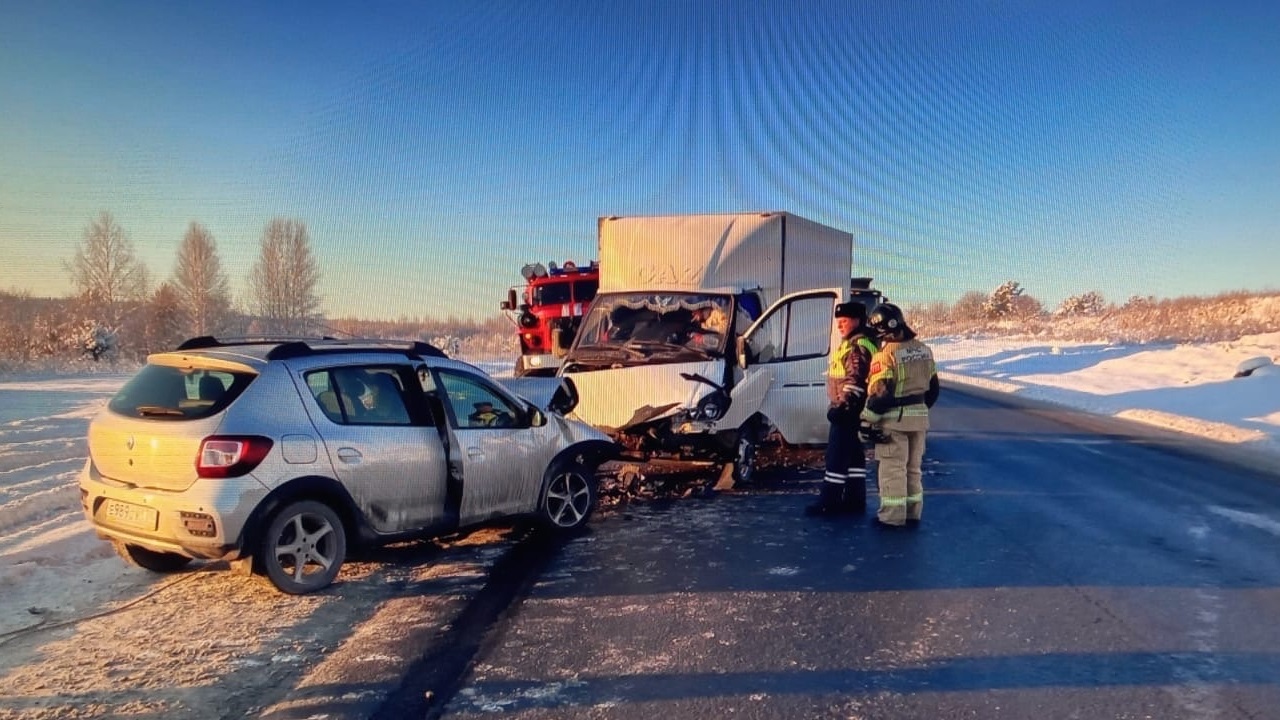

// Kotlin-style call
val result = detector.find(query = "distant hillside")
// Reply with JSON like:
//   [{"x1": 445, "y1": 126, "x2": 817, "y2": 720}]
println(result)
[
  {"x1": 910, "y1": 291, "x2": 1280, "y2": 344},
  {"x1": 3, "y1": 289, "x2": 1278, "y2": 374},
  {"x1": 322, "y1": 315, "x2": 517, "y2": 359}
]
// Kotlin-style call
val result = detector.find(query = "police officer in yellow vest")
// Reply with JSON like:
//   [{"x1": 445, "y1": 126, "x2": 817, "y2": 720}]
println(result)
[
  {"x1": 860, "y1": 303, "x2": 940, "y2": 527},
  {"x1": 806, "y1": 301, "x2": 878, "y2": 516}
]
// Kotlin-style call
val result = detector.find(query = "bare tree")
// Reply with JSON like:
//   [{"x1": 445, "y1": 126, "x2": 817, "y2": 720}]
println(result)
[
  {"x1": 0, "y1": 290, "x2": 33, "y2": 361},
  {"x1": 951, "y1": 291, "x2": 988, "y2": 321},
  {"x1": 247, "y1": 218, "x2": 323, "y2": 334},
  {"x1": 146, "y1": 282, "x2": 187, "y2": 352},
  {"x1": 1010, "y1": 292, "x2": 1044, "y2": 320},
  {"x1": 172, "y1": 222, "x2": 232, "y2": 336},
  {"x1": 63, "y1": 211, "x2": 150, "y2": 324}
]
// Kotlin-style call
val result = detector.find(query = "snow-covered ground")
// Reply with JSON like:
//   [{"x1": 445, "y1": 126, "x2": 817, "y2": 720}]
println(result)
[
  {"x1": 0, "y1": 335, "x2": 1277, "y2": 712},
  {"x1": 0, "y1": 373, "x2": 136, "y2": 637},
  {"x1": 932, "y1": 331, "x2": 1280, "y2": 459}
]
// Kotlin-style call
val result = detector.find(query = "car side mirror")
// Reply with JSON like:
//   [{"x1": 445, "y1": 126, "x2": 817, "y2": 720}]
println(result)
[
  {"x1": 528, "y1": 406, "x2": 546, "y2": 427},
  {"x1": 548, "y1": 377, "x2": 579, "y2": 415}
]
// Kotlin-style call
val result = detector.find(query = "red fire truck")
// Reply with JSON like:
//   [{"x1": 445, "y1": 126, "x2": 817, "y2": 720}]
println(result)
[{"x1": 500, "y1": 260, "x2": 600, "y2": 377}]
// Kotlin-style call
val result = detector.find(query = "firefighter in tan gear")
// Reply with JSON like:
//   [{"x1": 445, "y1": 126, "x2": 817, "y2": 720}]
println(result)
[
  {"x1": 860, "y1": 303, "x2": 940, "y2": 528},
  {"x1": 806, "y1": 301, "x2": 878, "y2": 516}
]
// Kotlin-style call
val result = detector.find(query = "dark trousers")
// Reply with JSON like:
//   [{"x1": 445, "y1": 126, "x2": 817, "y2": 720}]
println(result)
[{"x1": 823, "y1": 420, "x2": 865, "y2": 487}]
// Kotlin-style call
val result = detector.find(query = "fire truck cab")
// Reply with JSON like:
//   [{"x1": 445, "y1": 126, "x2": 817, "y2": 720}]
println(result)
[{"x1": 501, "y1": 260, "x2": 600, "y2": 377}]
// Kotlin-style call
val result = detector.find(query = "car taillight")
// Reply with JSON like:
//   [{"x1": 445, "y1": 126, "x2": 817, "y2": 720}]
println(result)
[{"x1": 196, "y1": 436, "x2": 274, "y2": 479}]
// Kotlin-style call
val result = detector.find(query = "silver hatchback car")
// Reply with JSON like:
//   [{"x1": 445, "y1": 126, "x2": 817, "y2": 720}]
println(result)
[{"x1": 79, "y1": 337, "x2": 617, "y2": 594}]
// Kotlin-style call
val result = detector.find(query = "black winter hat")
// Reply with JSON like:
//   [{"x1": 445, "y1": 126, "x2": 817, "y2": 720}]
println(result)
[{"x1": 834, "y1": 302, "x2": 865, "y2": 321}]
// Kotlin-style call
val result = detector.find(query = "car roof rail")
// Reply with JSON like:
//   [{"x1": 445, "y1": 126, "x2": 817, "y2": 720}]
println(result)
[
  {"x1": 175, "y1": 335, "x2": 339, "y2": 351},
  {"x1": 175, "y1": 336, "x2": 447, "y2": 360},
  {"x1": 265, "y1": 339, "x2": 447, "y2": 361}
]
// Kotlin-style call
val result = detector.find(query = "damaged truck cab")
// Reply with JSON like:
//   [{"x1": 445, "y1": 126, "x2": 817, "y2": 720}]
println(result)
[{"x1": 555, "y1": 212, "x2": 856, "y2": 484}]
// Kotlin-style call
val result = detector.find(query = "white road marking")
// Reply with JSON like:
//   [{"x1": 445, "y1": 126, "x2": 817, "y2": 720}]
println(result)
[
  {"x1": 1208, "y1": 506, "x2": 1280, "y2": 536},
  {"x1": 1165, "y1": 520, "x2": 1222, "y2": 717}
]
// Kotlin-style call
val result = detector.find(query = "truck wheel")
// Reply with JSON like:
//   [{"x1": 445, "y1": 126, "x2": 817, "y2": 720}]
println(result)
[
  {"x1": 726, "y1": 419, "x2": 762, "y2": 485},
  {"x1": 112, "y1": 541, "x2": 192, "y2": 573},
  {"x1": 731, "y1": 432, "x2": 757, "y2": 485},
  {"x1": 538, "y1": 460, "x2": 596, "y2": 531},
  {"x1": 260, "y1": 500, "x2": 346, "y2": 594}
]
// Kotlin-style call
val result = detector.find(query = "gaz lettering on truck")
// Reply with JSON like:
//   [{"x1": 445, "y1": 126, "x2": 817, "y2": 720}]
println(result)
[
  {"x1": 635, "y1": 263, "x2": 705, "y2": 286},
  {"x1": 501, "y1": 260, "x2": 600, "y2": 377}
]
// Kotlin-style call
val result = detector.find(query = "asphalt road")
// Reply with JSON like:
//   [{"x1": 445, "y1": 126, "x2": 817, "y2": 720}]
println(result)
[{"x1": 395, "y1": 386, "x2": 1280, "y2": 719}]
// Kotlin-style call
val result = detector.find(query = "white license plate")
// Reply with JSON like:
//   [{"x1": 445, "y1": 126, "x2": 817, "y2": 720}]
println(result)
[{"x1": 103, "y1": 500, "x2": 158, "y2": 530}]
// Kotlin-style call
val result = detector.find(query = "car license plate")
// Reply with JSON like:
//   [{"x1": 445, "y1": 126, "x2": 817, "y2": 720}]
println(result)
[{"x1": 103, "y1": 500, "x2": 158, "y2": 530}]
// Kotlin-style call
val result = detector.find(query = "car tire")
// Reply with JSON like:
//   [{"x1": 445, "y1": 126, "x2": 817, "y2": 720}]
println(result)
[
  {"x1": 260, "y1": 500, "x2": 346, "y2": 595},
  {"x1": 538, "y1": 460, "x2": 596, "y2": 532},
  {"x1": 112, "y1": 541, "x2": 192, "y2": 573}
]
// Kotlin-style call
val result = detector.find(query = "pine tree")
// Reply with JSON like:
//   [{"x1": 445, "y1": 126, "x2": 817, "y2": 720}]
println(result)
[{"x1": 983, "y1": 281, "x2": 1025, "y2": 319}]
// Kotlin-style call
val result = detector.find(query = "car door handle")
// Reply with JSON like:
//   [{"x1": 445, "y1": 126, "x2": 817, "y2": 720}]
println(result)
[
  {"x1": 337, "y1": 448, "x2": 362, "y2": 463},
  {"x1": 467, "y1": 447, "x2": 484, "y2": 459}
]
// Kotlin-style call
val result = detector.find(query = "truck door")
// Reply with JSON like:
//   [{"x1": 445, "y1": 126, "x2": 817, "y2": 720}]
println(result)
[{"x1": 732, "y1": 288, "x2": 842, "y2": 445}]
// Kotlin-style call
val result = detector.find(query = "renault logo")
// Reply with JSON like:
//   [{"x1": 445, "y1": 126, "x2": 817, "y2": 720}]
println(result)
[{"x1": 126, "y1": 435, "x2": 135, "y2": 451}]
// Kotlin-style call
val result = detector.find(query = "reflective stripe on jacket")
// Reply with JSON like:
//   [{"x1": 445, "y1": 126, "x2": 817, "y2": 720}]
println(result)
[
  {"x1": 827, "y1": 334, "x2": 876, "y2": 408},
  {"x1": 861, "y1": 338, "x2": 937, "y2": 423}
]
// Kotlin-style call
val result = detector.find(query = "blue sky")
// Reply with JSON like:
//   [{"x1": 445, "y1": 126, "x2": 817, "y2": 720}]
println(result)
[{"x1": 2, "y1": 1, "x2": 1277, "y2": 321}]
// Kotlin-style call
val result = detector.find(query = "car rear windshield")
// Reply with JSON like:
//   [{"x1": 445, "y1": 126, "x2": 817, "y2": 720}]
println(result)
[{"x1": 108, "y1": 364, "x2": 253, "y2": 420}]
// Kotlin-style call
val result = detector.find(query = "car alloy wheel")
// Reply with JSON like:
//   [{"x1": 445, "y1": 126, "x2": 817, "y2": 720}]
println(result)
[
  {"x1": 261, "y1": 500, "x2": 346, "y2": 594},
  {"x1": 540, "y1": 462, "x2": 595, "y2": 531}
]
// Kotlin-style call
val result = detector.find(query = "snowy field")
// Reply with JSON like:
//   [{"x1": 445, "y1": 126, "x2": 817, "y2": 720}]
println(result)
[
  {"x1": 933, "y1": 331, "x2": 1280, "y2": 455},
  {"x1": 1, "y1": 337, "x2": 1278, "y2": 642},
  {"x1": 0, "y1": 373, "x2": 136, "y2": 636}
]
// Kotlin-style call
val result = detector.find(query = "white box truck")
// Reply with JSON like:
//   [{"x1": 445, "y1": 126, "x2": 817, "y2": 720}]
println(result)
[{"x1": 553, "y1": 211, "x2": 854, "y2": 484}]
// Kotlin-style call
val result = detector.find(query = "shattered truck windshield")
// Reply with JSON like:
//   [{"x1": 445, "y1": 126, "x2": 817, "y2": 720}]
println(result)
[{"x1": 574, "y1": 293, "x2": 733, "y2": 359}]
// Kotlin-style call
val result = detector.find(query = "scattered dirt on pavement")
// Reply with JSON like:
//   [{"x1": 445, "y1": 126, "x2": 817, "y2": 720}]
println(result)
[
  {"x1": 0, "y1": 448, "x2": 827, "y2": 720},
  {"x1": 0, "y1": 528, "x2": 522, "y2": 720}
]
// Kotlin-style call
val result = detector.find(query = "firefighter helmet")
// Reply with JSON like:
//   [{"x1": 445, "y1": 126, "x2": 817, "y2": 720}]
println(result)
[{"x1": 867, "y1": 302, "x2": 907, "y2": 336}]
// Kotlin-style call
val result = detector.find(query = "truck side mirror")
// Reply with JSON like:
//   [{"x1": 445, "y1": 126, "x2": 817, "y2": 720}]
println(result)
[
  {"x1": 550, "y1": 326, "x2": 575, "y2": 357},
  {"x1": 736, "y1": 335, "x2": 750, "y2": 369},
  {"x1": 500, "y1": 289, "x2": 518, "y2": 311}
]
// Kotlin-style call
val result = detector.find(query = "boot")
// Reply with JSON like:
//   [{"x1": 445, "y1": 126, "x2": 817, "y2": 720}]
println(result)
[
  {"x1": 840, "y1": 477, "x2": 867, "y2": 514},
  {"x1": 805, "y1": 481, "x2": 844, "y2": 516}
]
